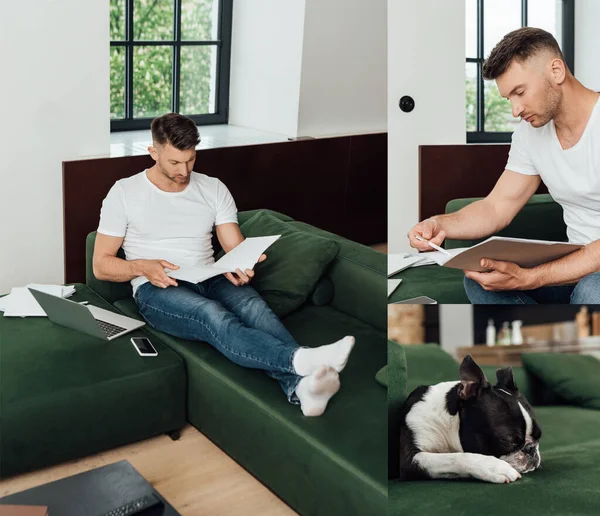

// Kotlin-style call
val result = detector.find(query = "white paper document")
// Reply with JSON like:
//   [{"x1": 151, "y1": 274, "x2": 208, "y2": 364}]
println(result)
[
  {"x1": 402, "y1": 247, "x2": 468, "y2": 267},
  {"x1": 388, "y1": 279, "x2": 402, "y2": 297},
  {"x1": 2, "y1": 284, "x2": 76, "y2": 317},
  {"x1": 387, "y1": 254, "x2": 426, "y2": 276},
  {"x1": 167, "y1": 235, "x2": 281, "y2": 284}
]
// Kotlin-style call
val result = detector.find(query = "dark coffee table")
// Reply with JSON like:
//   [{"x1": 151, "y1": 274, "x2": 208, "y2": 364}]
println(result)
[{"x1": 0, "y1": 461, "x2": 181, "y2": 516}]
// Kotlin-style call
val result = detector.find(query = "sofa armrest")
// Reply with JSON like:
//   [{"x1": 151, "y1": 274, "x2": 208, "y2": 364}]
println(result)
[
  {"x1": 86, "y1": 232, "x2": 133, "y2": 304},
  {"x1": 444, "y1": 193, "x2": 566, "y2": 249}
]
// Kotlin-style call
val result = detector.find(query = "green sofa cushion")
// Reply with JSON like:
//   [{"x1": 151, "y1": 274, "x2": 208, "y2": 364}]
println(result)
[
  {"x1": 375, "y1": 365, "x2": 388, "y2": 387},
  {"x1": 0, "y1": 284, "x2": 186, "y2": 479},
  {"x1": 240, "y1": 211, "x2": 340, "y2": 318},
  {"x1": 288, "y1": 221, "x2": 387, "y2": 331},
  {"x1": 114, "y1": 297, "x2": 387, "y2": 516},
  {"x1": 522, "y1": 353, "x2": 600, "y2": 410},
  {"x1": 390, "y1": 405, "x2": 600, "y2": 515},
  {"x1": 403, "y1": 344, "x2": 460, "y2": 395}
]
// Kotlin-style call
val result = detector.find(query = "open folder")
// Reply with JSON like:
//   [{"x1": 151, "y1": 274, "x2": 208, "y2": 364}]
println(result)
[
  {"x1": 398, "y1": 236, "x2": 583, "y2": 272},
  {"x1": 167, "y1": 235, "x2": 281, "y2": 284}
]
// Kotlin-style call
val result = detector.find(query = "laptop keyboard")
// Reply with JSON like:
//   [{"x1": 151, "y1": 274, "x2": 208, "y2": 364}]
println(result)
[{"x1": 96, "y1": 319, "x2": 127, "y2": 338}]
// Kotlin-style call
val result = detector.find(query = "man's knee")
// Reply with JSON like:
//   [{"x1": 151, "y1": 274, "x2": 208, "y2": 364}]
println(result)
[{"x1": 572, "y1": 273, "x2": 600, "y2": 303}]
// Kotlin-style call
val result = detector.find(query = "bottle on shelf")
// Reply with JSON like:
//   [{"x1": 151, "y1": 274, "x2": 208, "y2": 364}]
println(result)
[
  {"x1": 486, "y1": 319, "x2": 496, "y2": 347},
  {"x1": 498, "y1": 321, "x2": 511, "y2": 346},
  {"x1": 511, "y1": 320, "x2": 523, "y2": 345}
]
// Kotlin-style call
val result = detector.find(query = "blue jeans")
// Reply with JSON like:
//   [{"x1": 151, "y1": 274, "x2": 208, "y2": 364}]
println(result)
[
  {"x1": 134, "y1": 275, "x2": 303, "y2": 403},
  {"x1": 464, "y1": 272, "x2": 600, "y2": 304}
]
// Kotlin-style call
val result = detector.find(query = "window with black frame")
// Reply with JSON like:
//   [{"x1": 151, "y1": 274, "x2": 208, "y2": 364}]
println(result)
[
  {"x1": 466, "y1": 0, "x2": 574, "y2": 143},
  {"x1": 110, "y1": 0, "x2": 232, "y2": 131}
]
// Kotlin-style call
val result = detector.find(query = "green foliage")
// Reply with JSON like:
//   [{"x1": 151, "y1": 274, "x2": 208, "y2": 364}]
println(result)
[
  {"x1": 466, "y1": 74, "x2": 520, "y2": 133},
  {"x1": 110, "y1": 0, "x2": 217, "y2": 120}
]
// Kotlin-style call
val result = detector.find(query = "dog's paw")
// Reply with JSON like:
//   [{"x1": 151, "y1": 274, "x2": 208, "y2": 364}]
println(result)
[{"x1": 472, "y1": 456, "x2": 522, "y2": 484}]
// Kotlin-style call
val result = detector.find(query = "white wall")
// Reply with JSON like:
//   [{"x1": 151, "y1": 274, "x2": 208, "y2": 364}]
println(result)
[
  {"x1": 387, "y1": 1, "x2": 466, "y2": 253},
  {"x1": 228, "y1": 0, "x2": 306, "y2": 137},
  {"x1": 440, "y1": 305, "x2": 474, "y2": 360},
  {"x1": 0, "y1": 0, "x2": 110, "y2": 294},
  {"x1": 575, "y1": 0, "x2": 600, "y2": 90},
  {"x1": 297, "y1": 0, "x2": 387, "y2": 137},
  {"x1": 229, "y1": 0, "x2": 386, "y2": 139}
]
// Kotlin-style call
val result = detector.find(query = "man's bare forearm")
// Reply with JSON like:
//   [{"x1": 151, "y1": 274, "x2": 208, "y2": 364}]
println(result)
[
  {"x1": 94, "y1": 256, "x2": 145, "y2": 282},
  {"x1": 529, "y1": 241, "x2": 600, "y2": 288},
  {"x1": 432, "y1": 199, "x2": 508, "y2": 240}
]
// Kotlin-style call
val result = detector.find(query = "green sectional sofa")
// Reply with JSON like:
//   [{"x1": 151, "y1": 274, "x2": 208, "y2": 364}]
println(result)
[
  {"x1": 389, "y1": 343, "x2": 600, "y2": 516},
  {"x1": 0, "y1": 286, "x2": 186, "y2": 479},
  {"x1": 84, "y1": 209, "x2": 388, "y2": 516},
  {"x1": 389, "y1": 194, "x2": 567, "y2": 303}
]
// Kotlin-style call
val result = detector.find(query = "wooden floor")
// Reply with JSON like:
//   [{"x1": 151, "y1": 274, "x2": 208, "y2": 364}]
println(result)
[{"x1": 0, "y1": 425, "x2": 297, "y2": 515}]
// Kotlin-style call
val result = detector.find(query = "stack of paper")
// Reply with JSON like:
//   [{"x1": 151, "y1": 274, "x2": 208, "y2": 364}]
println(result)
[{"x1": 0, "y1": 284, "x2": 76, "y2": 317}]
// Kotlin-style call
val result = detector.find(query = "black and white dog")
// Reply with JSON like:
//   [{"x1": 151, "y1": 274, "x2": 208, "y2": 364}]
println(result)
[{"x1": 400, "y1": 355, "x2": 542, "y2": 483}]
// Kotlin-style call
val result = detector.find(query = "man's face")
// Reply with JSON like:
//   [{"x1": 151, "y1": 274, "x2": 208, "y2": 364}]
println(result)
[
  {"x1": 150, "y1": 143, "x2": 196, "y2": 185},
  {"x1": 496, "y1": 55, "x2": 562, "y2": 128}
]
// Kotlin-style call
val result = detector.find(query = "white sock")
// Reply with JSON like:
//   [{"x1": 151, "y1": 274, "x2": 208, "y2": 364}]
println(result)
[
  {"x1": 292, "y1": 336, "x2": 355, "y2": 376},
  {"x1": 295, "y1": 366, "x2": 340, "y2": 417}
]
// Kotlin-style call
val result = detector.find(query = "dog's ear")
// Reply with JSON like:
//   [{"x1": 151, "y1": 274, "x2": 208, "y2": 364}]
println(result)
[
  {"x1": 458, "y1": 355, "x2": 489, "y2": 400},
  {"x1": 495, "y1": 367, "x2": 518, "y2": 392}
]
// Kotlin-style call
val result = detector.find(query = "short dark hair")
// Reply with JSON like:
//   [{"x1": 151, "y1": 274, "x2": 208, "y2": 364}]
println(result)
[
  {"x1": 482, "y1": 27, "x2": 566, "y2": 80},
  {"x1": 151, "y1": 113, "x2": 200, "y2": 150}
]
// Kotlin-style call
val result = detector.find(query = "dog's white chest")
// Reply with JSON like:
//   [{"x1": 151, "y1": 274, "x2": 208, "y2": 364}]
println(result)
[{"x1": 405, "y1": 381, "x2": 463, "y2": 453}]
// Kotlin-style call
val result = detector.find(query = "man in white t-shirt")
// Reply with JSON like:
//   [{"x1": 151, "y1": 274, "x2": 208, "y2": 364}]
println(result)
[
  {"x1": 407, "y1": 27, "x2": 600, "y2": 304},
  {"x1": 93, "y1": 113, "x2": 355, "y2": 416}
]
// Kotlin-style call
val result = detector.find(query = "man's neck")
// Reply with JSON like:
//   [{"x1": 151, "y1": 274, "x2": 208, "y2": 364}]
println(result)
[
  {"x1": 553, "y1": 79, "x2": 599, "y2": 136},
  {"x1": 146, "y1": 165, "x2": 188, "y2": 193}
]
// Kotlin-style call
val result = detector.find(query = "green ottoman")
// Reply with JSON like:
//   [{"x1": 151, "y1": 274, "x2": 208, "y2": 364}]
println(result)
[{"x1": 0, "y1": 284, "x2": 186, "y2": 478}]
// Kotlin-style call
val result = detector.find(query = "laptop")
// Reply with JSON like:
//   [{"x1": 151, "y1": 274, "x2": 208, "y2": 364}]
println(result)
[{"x1": 28, "y1": 288, "x2": 145, "y2": 341}]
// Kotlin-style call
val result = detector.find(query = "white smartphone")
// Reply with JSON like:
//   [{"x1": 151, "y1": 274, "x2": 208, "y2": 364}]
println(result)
[{"x1": 131, "y1": 337, "x2": 158, "y2": 357}]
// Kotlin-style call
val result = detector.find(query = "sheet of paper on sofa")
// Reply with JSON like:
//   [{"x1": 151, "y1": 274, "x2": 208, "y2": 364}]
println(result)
[
  {"x1": 167, "y1": 235, "x2": 281, "y2": 284},
  {"x1": 389, "y1": 248, "x2": 467, "y2": 274},
  {"x1": 387, "y1": 254, "x2": 427, "y2": 276},
  {"x1": 1, "y1": 284, "x2": 75, "y2": 317},
  {"x1": 388, "y1": 279, "x2": 402, "y2": 297}
]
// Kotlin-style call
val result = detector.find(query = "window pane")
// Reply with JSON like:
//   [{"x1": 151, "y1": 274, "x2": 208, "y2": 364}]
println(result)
[
  {"x1": 180, "y1": 45, "x2": 218, "y2": 115},
  {"x1": 110, "y1": 0, "x2": 126, "y2": 40},
  {"x1": 528, "y1": 0, "x2": 561, "y2": 42},
  {"x1": 134, "y1": 0, "x2": 174, "y2": 41},
  {"x1": 484, "y1": 0, "x2": 521, "y2": 57},
  {"x1": 484, "y1": 80, "x2": 519, "y2": 132},
  {"x1": 181, "y1": 0, "x2": 219, "y2": 41},
  {"x1": 133, "y1": 46, "x2": 173, "y2": 118},
  {"x1": 110, "y1": 46, "x2": 126, "y2": 119},
  {"x1": 465, "y1": 0, "x2": 477, "y2": 58},
  {"x1": 466, "y1": 62, "x2": 478, "y2": 132}
]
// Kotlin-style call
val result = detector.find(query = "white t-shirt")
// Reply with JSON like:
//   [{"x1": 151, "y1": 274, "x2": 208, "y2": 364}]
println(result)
[
  {"x1": 97, "y1": 170, "x2": 238, "y2": 294},
  {"x1": 506, "y1": 96, "x2": 600, "y2": 245}
]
